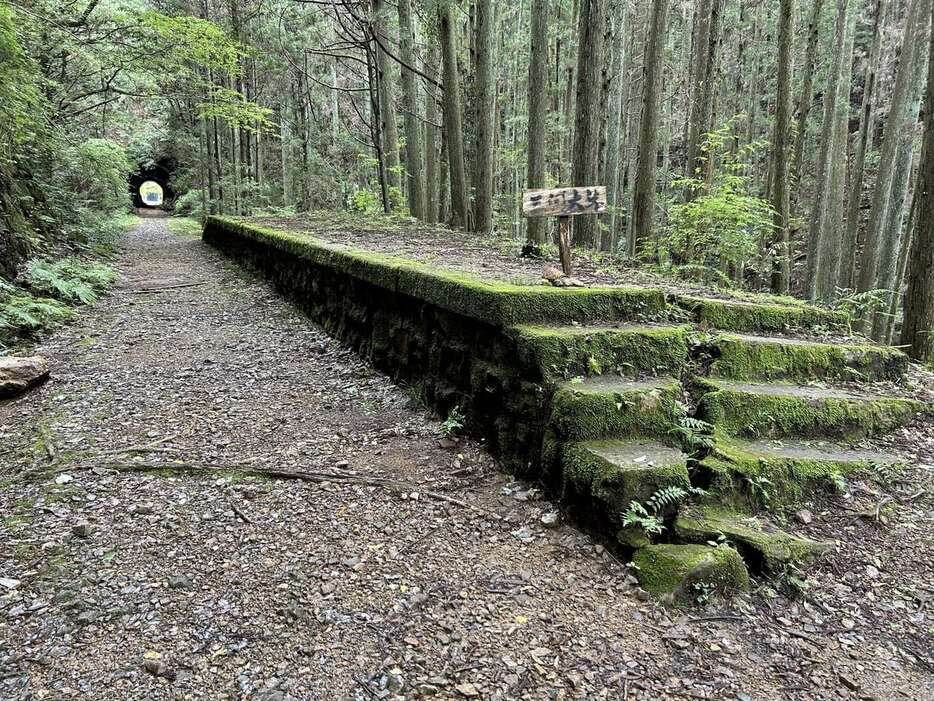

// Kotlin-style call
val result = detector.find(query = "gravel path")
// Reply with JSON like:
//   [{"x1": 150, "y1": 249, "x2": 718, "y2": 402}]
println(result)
[{"x1": 1, "y1": 218, "x2": 932, "y2": 700}]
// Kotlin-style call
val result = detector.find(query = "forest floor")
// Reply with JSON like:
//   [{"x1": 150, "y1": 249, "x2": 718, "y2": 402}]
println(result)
[{"x1": 0, "y1": 218, "x2": 932, "y2": 701}]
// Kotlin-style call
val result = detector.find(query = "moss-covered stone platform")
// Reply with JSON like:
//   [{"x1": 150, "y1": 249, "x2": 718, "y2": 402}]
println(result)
[{"x1": 203, "y1": 216, "x2": 928, "y2": 604}]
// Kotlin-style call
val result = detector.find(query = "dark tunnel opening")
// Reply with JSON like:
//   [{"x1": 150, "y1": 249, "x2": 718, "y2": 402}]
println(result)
[{"x1": 128, "y1": 157, "x2": 177, "y2": 209}]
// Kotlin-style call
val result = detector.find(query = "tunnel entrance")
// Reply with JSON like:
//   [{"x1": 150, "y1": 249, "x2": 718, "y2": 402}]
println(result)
[{"x1": 129, "y1": 157, "x2": 176, "y2": 209}]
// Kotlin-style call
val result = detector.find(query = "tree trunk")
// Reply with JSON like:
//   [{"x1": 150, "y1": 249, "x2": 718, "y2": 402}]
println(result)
[
  {"x1": 791, "y1": 0, "x2": 824, "y2": 207},
  {"x1": 439, "y1": 3, "x2": 468, "y2": 228},
  {"x1": 857, "y1": 0, "x2": 928, "y2": 299},
  {"x1": 526, "y1": 0, "x2": 550, "y2": 246},
  {"x1": 373, "y1": 0, "x2": 401, "y2": 198},
  {"x1": 806, "y1": 0, "x2": 850, "y2": 302},
  {"x1": 601, "y1": 0, "x2": 628, "y2": 251},
  {"x1": 841, "y1": 0, "x2": 885, "y2": 290},
  {"x1": 425, "y1": 40, "x2": 441, "y2": 224},
  {"x1": 471, "y1": 0, "x2": 495, "y2": 234},
  {"x1": 685, "y1": 0, "x2": 723, "y2": 188},
  {"x1": 570, "y1": 0, "x2": 607, "y2": 248},
  {"x1": 396, "y1": 0, "x2": 426, "y2": 219},
  {"x1": 901, "y1": 0, "x2": 934, "y2": 360},
  {"x1": 770, "y1": 0, "x2": 793, "y2": 294},
  {"x1": 631, "y1": 0, "x2": 669, "y2": 258}
]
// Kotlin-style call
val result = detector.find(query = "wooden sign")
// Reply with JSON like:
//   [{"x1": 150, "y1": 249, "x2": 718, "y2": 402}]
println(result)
[{"x1": 522, "y1": 186, "x2": 607, "y2": 218}]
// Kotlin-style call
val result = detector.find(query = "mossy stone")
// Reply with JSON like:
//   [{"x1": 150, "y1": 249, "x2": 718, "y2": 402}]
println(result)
[
  {"x1": 562, "y1": 440, "x2": 690, "y2": 519},
  {"x1": 204, "y1": 216, "x2": 667, "y2": 327},
  {"x1": 632, "y1": 544, "x2": 750, "y2": 603},
  {"x1": 710, "y1": 333, "x2": 908, "y2": 382},
  {"x1": 674, "y1": 295, "x2": 849, "y2": 333},
  {"x1": 698, "y1": 436, "x2": 900, "y2": 509},
  {"x1": 694, "y1": 378, "x2": 926, "y2": 439},
  {"x1": 509, "y1": 323, "x2": 691, "y2": 381},
  {"x1": 550, "y1": 377, "x2": 683, "y2": 441},
  {"x1": 675, "y1": 506, "x2": 829, "y2": 573}
]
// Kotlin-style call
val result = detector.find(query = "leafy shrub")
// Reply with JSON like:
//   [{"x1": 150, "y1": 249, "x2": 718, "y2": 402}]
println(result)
[
  {"x1": 661, "y1": 117, "x2": 775, "y2": 278},
  {"x1": 347, "y1": 188, "x2": 382, "y2": 213},
  {"x1": 174, "y1": 189, "x2": 205, "y2": 220},
  {"x1": 61, "y1": 139, "x2": 132, "y2": 214},
  {"x1": 22, "y1": 258, "x2": 117, "y2": 305},
  {"x1": 0, "y1": 281, "x2": 74, "y2": 340}
]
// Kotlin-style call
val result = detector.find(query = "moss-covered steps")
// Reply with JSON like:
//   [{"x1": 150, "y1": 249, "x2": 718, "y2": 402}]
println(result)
[
  {"x1": 709, "y1": 332, "x2": 908, "y2": 382},
  {"x1": 695, "y1": 378, "x2": 925, "y2": 438},
  {"x1": 561, "y1": 440, "x2": 690, "y2": 537},
  {"x1": 550, "y1": 375, "x2": 684, "y2": 441},
  {"x1": 673, "y1": 295, "x2": 849, "y2": 333},
  {"x1": 631, "y1": 544, "x2": 750, "y2": 604},
  {"x1": 508, "y1": 323, "x2": 691, "y2": 381},
  {"x1": 698, "y1": 437, "x2": 905, "y2": 509},
  {"x1": 674, "y1": 506, "x2": 828, "y2": 573}
]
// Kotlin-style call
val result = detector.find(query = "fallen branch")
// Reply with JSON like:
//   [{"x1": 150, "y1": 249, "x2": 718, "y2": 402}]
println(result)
[
  {"x1": 130, "y1": 281, "x2": 208, "y2": 294},
  {"x1": 85, "y1": 460, "x2": 499, "y2": 518}
]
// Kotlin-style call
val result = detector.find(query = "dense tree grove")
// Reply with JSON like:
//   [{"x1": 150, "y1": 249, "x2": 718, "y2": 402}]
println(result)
[{"x1": 3, "y1": 0, "x2": 934, "y2": 358}]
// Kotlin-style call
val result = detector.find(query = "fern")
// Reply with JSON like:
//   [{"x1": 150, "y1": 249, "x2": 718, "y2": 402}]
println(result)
[
  {"x1": 0, "y1": 294, "x2": 74, "y2": 333},
  {"x1": 22, "y1": 257, "x2": 116, "y2": 306},
  {"x1": 669, "y1": 416, "x2": 716, "y2": 452},
  {"x1": 621, "y1": 501, "x2": 666, "y2": 535}
]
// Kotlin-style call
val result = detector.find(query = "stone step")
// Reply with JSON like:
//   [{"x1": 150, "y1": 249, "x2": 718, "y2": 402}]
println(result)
[
  {"x1": 561, "y1": 440, "x2": 690, "y2": 545},
  {"x1": 550, "y1": 375, "x2": 683, "y2": 441},
  {"x1": 699, "y1": 437, "x2": 905, "y2": 509},
  {"x1": 631, "y1": 543, "x2": 750, "y2": 604},
  {"x1": 709, "y1": 332, "x2": 908, "y2": 383},
  {"x1": 674, "y1": 506, "x2": 829, "y2": 573},
  {"x1": 694, "y1": 378, "x2": 925, "y2": 439},
  {"x1": 509, "y1": 323, "x2": 691, "y2": 381},
  {"x1": 672, "y1": 294, "x2": 849, "y2": 333}
]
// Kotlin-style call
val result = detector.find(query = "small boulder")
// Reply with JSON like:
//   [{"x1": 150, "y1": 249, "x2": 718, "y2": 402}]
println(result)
[
  {"x1": 0, "y1": 356, "x2": 50, "y2": 399},
  {"x1": 632, "y1": 543, "x2": 750, "y2": 604}
]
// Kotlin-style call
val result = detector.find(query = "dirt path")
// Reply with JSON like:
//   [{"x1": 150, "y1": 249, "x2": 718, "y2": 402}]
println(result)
[{"x1": 1, "y1": 219, "x2": 932, "y2": 700}]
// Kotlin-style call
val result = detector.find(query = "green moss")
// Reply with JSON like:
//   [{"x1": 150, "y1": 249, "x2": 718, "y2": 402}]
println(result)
[
  {"x1": 694, "y1": 378, "x2": 925, "y2": 439},
  {"x1": 204, "y1": 216, "x2": 667, "y2": 326},
  {"x1": 561, "y1": 440, "x2": 690, "y2": 517},
  {"x1": 674, "y1": 295, "x2": 849, "y2": 333},
  {"x1": 710, "y1": 334, "x2": 908, "y2": 382},
  {"x1": 631, "y1": 544, "x2": 750, "y2": 603},
  {"x1": 550, "y1": 377, "x2": 683, "y2": 441},
  {"x1": 699, "y1": 436, "x2": 888, "y2": 509},
  {"x1": 510, "y1": 323, "x2": 691, "y2": 380},
  {"x1": 674, "y1": 506, "x2": 828, "y2": 573}
]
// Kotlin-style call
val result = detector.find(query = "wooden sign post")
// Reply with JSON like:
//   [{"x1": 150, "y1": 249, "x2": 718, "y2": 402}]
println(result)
[{"x1": 522, "y1": 186, "x2": 607, "y2": 276}]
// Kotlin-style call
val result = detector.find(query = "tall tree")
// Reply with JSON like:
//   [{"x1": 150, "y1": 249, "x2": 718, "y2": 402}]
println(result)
[
  {"x1": 806, "y1": 0, "x2": 851, "y2": 302},
  {"x1": 570, "y1": 0, "x2": 606, "y2": 248},
  {"x1": 631, "y1": 0, "x2": 669, "y2": 258},
  {"x1": 791, "y1": 0, "x2": 824, "y2": 206},
  {"x1": 439, "y1": 2, "x2": 468, "y2": 228},
  {"x1": 841, "y1": 0, "x2": 885, "y2": 289},
  {"x1": 372, "y1": 0, "x2": 401, "y2": 196},
  {"x1": 397, "y1": 0, "x2": 426, "y2": 219},
  {"x1": 425, "y1": 40, "x2": 441, "y2": 223},
  {"x1": 857, "y1": 0, "x2": 929, "y2": 300},
  {"x1": 685, "y1": 0, "x2": 723, "y2": 189},
  {"x1": 770, "y1": 0, "x2": 794, "y2": 293},
  {"x1": 901, "y1": 0, "x2": 934, "y2": 360},
  {"x1": 471, "y1": 0, "x2": 495, "y2": 234},
  {"x1": 526, "y1": 0, "x2": 550, "y2": 246},
  {"x1": 601, "y1": 0, "x2": 628, "y2": 251}
]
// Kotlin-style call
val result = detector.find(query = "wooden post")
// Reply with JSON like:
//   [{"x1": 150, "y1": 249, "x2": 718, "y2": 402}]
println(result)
[
  {"x1": 557, "y1": 216, "x2": 572, "y2": 275},
  {"x1": 521, "y1": 185, "x2": 607, "y2": 279}
]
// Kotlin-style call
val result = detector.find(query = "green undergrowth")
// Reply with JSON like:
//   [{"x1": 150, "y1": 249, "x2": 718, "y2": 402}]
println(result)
[
  {"x1": 167, "y1": 216, "x2": 203, "y2": 238},
  {"x1": 1, "y1": 256, "x2": 117, "y2": 348}
]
